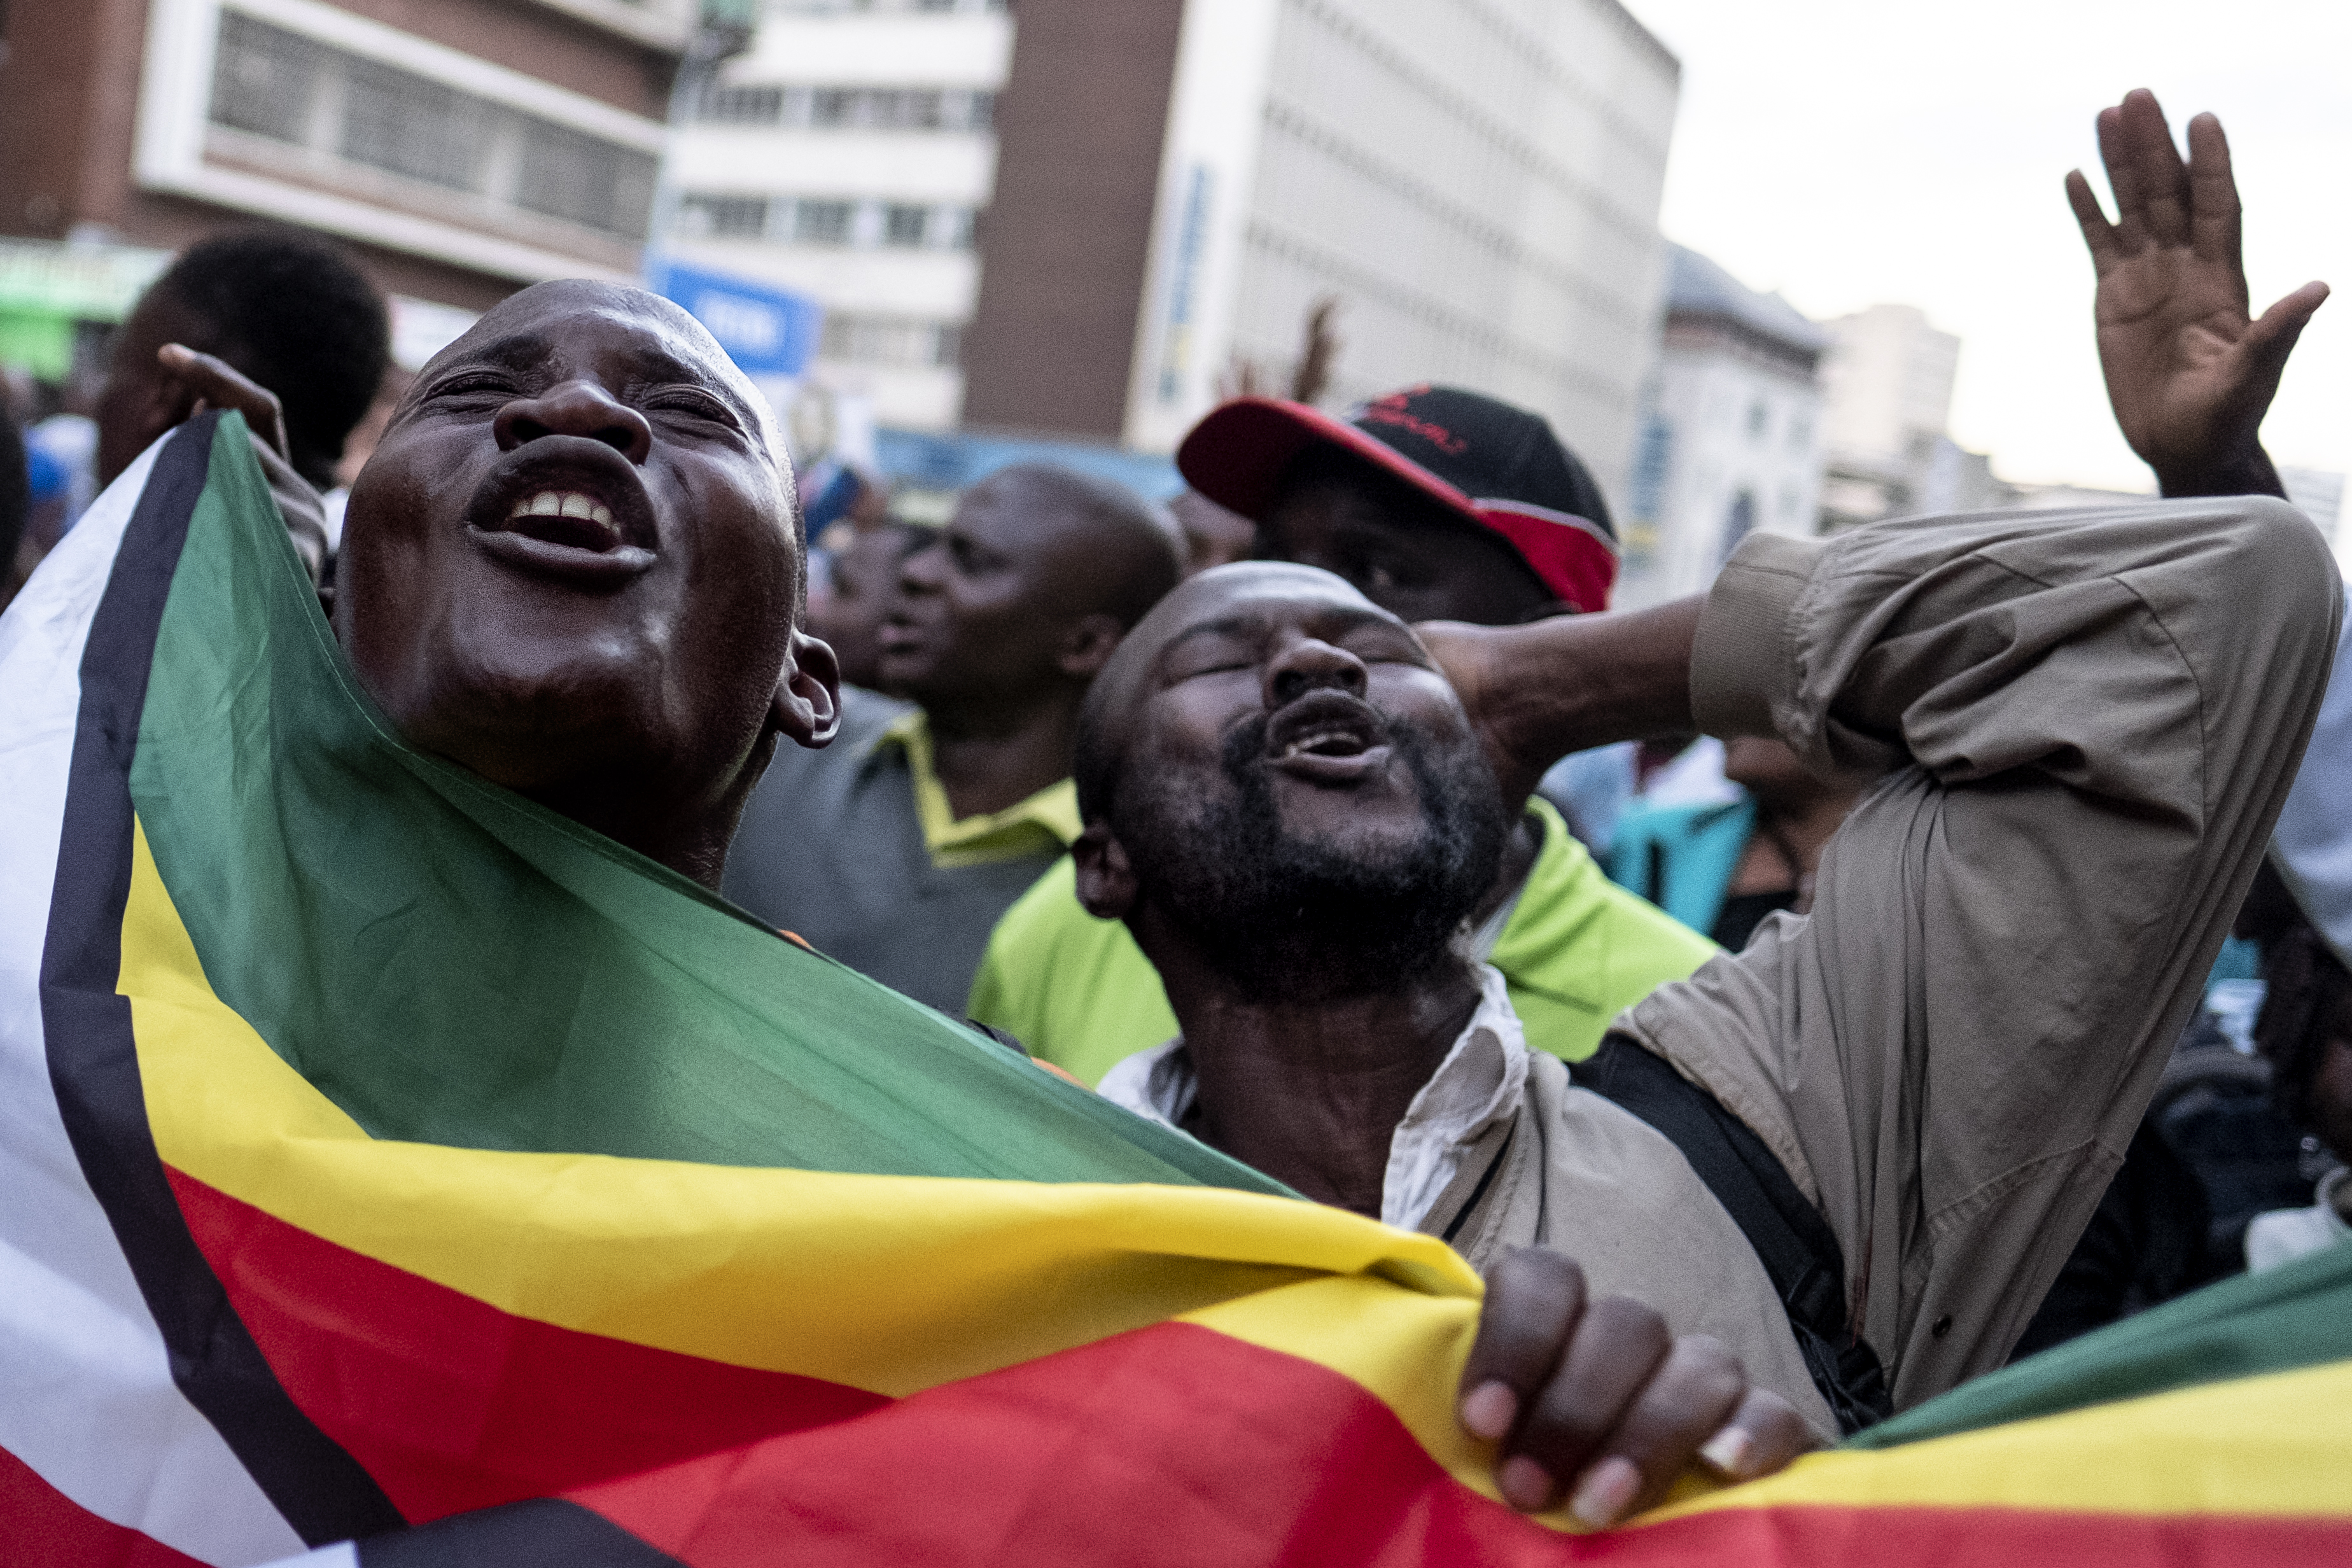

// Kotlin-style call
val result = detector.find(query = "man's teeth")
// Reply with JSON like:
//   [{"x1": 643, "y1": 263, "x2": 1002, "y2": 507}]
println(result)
[
  {"x1": 1284, "y1": 728, "x2": 1369, "y2": 758},
  {"x1": 508, "y1": 491, "x2": 615, "y2": 528}
]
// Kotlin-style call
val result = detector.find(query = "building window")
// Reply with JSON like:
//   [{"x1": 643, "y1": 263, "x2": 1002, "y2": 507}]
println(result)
[
  {"x1": 677, "y1": 194, "x2": 976, "y2": 251},
  {"x1": 208, "y1": 11, "x2": 320, "y2": 145},
  {"x1": 208, "y1": 10, "x2": 657, "y2": 241},
  {"x1": 765, "y1": 0, "x2": 1007, "y2": 15},
  {"x1": 677, "y1": 195, "x2": 772, "y2": 239},
  {"x1": 792, "y1": 199, "x2": 857, "y2": 244},
  {"x1": 702, "y1": 85, "x2": 786, "y2": 125},
  {"x1": 819, "y1": 313, "x2": 963, "y2": 368},
  {"x1": 1746, "y1": 400, "x2": 1769, "y2": 439},
  {"x1": 708, "y1": 82, "x2": 995, "y2": 132}
]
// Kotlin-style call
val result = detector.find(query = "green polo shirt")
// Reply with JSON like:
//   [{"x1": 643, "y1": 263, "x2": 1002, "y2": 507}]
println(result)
[{"x1": 966, "y1": 796, "x2": 1718, "y2": 1086}]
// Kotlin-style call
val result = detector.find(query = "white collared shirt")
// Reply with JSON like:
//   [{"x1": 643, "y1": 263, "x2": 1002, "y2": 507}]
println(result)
[{"x1": 1096, "y1": 964, "x2": 1532, "y2": 1232}]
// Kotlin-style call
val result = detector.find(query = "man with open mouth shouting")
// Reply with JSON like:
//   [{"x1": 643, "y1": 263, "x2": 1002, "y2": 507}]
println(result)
[
  {"x1": 333, "y1": 280, "x2": 844, "y2": 894},
  {"x1": 1074, "y1": 472, "x2": 2338, "y2": 1475}
]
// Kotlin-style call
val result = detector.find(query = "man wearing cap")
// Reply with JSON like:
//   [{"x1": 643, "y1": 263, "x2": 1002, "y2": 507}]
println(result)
[
  {"x1": 724, "y1": 462, "x2": 1184, "y2": 1014},
  {"x1": 968, "y1": 386, "x2": 1714, "y2": 1083}
]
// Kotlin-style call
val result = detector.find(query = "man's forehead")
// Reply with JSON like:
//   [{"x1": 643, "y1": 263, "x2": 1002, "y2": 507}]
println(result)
[
  {"x1": 1155, "y1": 563, "x2": 1397, "y2": 646},
  {"x1": 426, "y1": 285, "x2": 757, "y2": 412}
]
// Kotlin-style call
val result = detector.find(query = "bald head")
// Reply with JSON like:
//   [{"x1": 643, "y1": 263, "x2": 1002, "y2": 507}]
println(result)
[
  {"x1": 878, "y1": 463, "x2": 1185, "y2": 715},
  {"x1": 981, "y1": 463, "x2": 1186, "y2": 623}
]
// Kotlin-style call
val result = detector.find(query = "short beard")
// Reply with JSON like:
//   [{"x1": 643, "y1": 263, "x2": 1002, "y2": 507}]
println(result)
[{"x1": 1114, "y1": 713, "x2": 1509, "y2": 1005}]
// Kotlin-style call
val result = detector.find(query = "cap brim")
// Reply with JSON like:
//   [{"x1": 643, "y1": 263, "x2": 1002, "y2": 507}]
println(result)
[
  {"x1": 1175, "y1": 397, "x2": 1483, "y2": 529},
  {"x1": 1176, "y1": 396, "x2": 1618, "y2": 612}
]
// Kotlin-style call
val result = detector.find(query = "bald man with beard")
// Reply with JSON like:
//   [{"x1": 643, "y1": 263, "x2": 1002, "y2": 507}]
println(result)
[{"x1": 1070, "y1": 488, "x2": 2337, "y2": 1455}]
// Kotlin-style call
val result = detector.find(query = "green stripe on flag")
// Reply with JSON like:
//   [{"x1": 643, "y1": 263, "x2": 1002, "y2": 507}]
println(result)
[
  {"x1": 1849, "y1": 1240, "x2": 2352, "y2": 1449},
  {"x1": 127, "y1": 416, "x2": 1281, "y2": 1191}
]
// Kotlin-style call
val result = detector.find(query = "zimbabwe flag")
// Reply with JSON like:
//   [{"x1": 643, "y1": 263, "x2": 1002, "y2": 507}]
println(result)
[{"x1": 2, "y1": 414, "x2": 2347, "y2": 1566}]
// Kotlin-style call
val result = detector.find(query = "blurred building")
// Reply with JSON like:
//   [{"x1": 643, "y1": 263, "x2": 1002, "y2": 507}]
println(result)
[
  {"x1": 0, "y1": 0, "x2": 692, "y2": 355},
  {"x1": 1615, "y1": 244, "x2": 1824, "y2": 606},
  {"x1": 1815, "y1": 301, "x2": 2012, "y2": 528},
  {"x1": 960, "y1": 0, "x2": 1681, "y2": 503},
  {"x1": 664, "y1": 0, "x2": 1009, "y2": 433}
]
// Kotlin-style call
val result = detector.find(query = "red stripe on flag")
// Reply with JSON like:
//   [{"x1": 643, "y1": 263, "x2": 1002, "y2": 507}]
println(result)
[
  {"x1": 570, "y1": 1319, "x2": 1570, "y2": 1565},
  {"x1": 0, "y1": 1443, "x2": 211, "y2": 1568},
  {"x1": 568, "y1": 1320, "x2": 2352, "y2": 1568},
  {"x1": 166, "y1": 1168, "x2": 888, "y2": 1524}
]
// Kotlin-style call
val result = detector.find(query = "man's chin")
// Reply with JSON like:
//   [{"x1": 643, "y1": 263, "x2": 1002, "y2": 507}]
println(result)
[{"x1": 388, "y1": 643, "x2": 668, "y2": 796}]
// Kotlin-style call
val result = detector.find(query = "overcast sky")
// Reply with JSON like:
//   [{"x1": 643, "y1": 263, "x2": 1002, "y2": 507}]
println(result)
[{"x1": 1617, "y1": 0, "x2": 2352, "y2": 493}]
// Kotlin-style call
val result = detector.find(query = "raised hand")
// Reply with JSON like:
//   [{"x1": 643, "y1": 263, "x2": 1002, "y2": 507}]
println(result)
[
  {"x1": 1457, "y1": 1249, "x2": 1816, "y2": 1527},
  {"x1": 2065, "y1": 89, "x2": 2327, "y2": 498},
  {"x1": 157, "y1": 342, "x2": 326, "y2": 585},
  {"x1": 156, "y1": 343, "x2": 293, "y2": 463}
]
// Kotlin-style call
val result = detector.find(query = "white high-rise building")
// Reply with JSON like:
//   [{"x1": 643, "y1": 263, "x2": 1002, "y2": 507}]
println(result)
[
  {"x1": 663, "y1": 0, "x2": 1011, "y2": 432},
  {"x1": 1817, "y1": 303, "x2": 1957, "y2": 466},
  {"x1": 662, "y1": 0, "x2": 1683, "y2": 507},
  {"x1": 1812, "y1": 302, "x2": 2015, "y2": 528}
]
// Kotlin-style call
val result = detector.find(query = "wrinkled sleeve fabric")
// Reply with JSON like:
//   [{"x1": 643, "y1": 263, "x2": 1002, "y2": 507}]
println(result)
[{"x1": 1618, "y1": 499, "x2": 2343, "y2": 1409}]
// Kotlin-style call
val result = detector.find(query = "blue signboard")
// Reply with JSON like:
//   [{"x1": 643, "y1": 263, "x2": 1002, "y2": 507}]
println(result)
[{"x1": 645, "y1": 257, "x2": 823, "y2": 377}]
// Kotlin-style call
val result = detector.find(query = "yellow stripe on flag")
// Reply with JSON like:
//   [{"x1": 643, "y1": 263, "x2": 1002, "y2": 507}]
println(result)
[
  {"x1": 121, "y1": 819, "x2": 1485, "y2": 1394},
  {"x1": 1648, "y1": 1359, "x2": 2352, "y2": 1525}
]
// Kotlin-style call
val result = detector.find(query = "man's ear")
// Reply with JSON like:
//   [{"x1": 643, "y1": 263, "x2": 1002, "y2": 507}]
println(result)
[
  {"x1": 771, "y1": 629, "x2": 843, "y2": 750},
  {"x1": 1071, "y1": 822, "x2": 1138, "y2": 921},
  {"x1": 1056, "y1": 613, "x2": 1127, "y2": 681}
]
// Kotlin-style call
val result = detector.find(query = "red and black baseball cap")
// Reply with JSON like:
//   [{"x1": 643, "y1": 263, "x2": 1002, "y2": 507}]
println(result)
[{"x1": 1175, "y1": 384, "x2": 1619, "y2": 612}]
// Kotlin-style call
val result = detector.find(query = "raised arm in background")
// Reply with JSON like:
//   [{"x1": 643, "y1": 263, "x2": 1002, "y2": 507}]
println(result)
[{"x1": 2066, "y1": 88, "x2": 2327, "y2": 500}]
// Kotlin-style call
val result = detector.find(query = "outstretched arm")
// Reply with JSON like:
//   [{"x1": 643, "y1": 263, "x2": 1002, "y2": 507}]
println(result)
[{"x1": 2066, "y1": 89, "x2": 2327, "y2": 499}]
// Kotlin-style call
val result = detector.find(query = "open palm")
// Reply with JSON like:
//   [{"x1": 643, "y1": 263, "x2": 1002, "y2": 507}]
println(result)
[{"x1": 2067, "y1": 90, "x2": 2326, "y2": 495}]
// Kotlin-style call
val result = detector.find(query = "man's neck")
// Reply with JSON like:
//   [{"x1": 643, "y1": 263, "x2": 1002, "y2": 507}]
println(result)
[
  {"x1": 921, "y1": 687, "x2": 1084, "y2": 820},
  {"x1": 1161, "y1": 948, "x2": 1485, "y2": 1219}
]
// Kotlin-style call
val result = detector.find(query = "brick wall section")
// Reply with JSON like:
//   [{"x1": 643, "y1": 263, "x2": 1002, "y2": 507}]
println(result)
[
  {"x1": 0, "y1": 0, "x2": 150, "y2": 241},
  {"x1": 959, "y1": 0, "x2": 1185, "y2": 442},
  {"x1": 0, "y1": 0, "x2": 673, "y2": 309}
]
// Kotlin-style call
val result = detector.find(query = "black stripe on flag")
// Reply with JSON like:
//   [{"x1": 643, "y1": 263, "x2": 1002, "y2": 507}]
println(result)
[
  {"x1": 37, "y1": 414, "x2": 407, "y2": 1544},
  {"x1": 358, "y1": 1499, "x2": 689, "y2": 1567}
]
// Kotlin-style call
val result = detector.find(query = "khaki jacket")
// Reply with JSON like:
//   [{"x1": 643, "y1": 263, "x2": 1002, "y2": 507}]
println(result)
[{"x1": 1426, "y1": 498, "x2": 2341, "y2": 1425}]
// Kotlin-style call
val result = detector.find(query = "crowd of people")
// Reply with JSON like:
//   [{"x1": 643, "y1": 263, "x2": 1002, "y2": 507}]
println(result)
[{"x1": 4, "y1": 85, "x2": 2349, "y2": 1532}]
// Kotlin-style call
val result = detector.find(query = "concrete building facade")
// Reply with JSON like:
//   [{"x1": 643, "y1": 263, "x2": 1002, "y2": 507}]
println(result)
[
  {"x1": 1615, "y1": 244, "x2": 1824, "y2": 606},
  {"x1": 0, "y1": 0, "x2": 691, "y2": 333},
  {"x1": 664, "y1": 0, "x2": 1009, "y2": 432},
  {"x1": 965, "y1": 0, "x2": 1682, "y2": 505}
]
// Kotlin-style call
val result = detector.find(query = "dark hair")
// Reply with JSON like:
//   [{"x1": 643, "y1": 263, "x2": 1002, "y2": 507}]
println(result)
[{"x1": 156, "y1": 228, "x2": 390, "y2": 489}]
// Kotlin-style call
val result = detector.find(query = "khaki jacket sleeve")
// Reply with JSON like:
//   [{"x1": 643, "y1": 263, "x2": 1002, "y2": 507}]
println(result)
[{"x1": 1617, "y1": 498, "x2": 2342, "y2": 1408}]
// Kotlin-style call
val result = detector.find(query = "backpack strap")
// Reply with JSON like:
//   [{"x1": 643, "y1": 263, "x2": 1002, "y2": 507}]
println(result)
[{"x1": 1578, "y1": 1032, "x2": 1893, "y2": 1435}]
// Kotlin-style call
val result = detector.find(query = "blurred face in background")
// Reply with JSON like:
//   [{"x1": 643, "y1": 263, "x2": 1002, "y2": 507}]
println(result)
[{"x1": 808, "y1": 522, "x2": 925, "y2": 692}]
